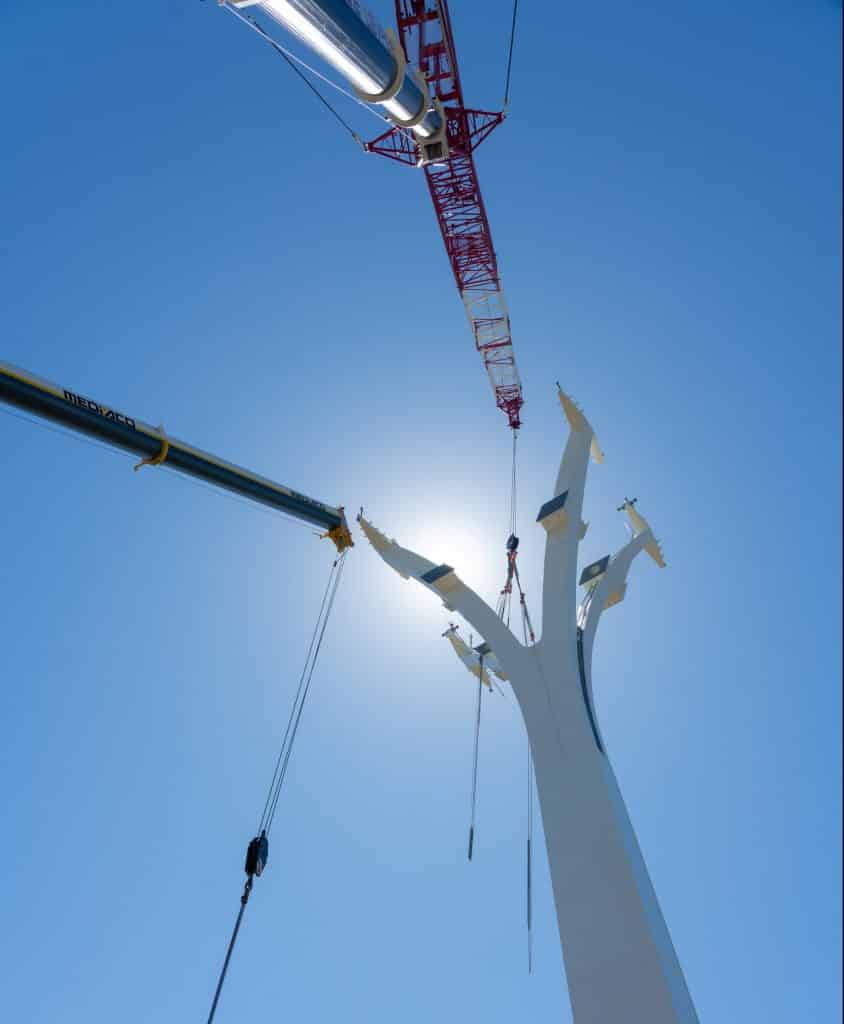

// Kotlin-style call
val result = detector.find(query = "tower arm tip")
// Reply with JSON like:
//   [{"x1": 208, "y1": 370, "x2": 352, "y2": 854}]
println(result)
[
  {"x1": 444, "y1": 625, "x2": 509, "y2": 687},
  {"x1": 557, "y1": 385, "x2": 604, "y2": 463},
  {"x1": 357, "y1": 512, "x2": 424, "y2": 579},
  {"x1": 618, "y1": 500, "x2": 666, "y2": 568},
  {"x1": 356, "y1": 511, "x2": 461, "y2": 600}
]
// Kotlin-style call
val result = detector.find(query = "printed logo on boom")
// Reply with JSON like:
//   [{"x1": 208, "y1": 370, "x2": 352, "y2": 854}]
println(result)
[{"x1": 63, "y1": 390, "x2": 136, "y2": 430}]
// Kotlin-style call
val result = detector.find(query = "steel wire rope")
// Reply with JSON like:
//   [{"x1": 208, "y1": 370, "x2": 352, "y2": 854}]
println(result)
[
  {"x1": 206, "y1": 876, "x2": 253, "y2": 1024},
  {"x1": 503, "y1": 0, "x2": 520, "y2": 108},
  {"x1": 159, "y1": 465, "x2": 323, "y2": 536},
  {"x1": 262, "y1": 550, "x2": 346, "y2": 834},
  {"x1": 509, "y1": 428, "x2": 518, "y2": 537},
  {"x1": 467, "y1": 655, "x2": 484, "y2": 861},
  {"x1": 206, "y1": 549, "x2": 347, "y2": 1024},
  {"x1": 465, "y1": 421, "x2": 521, "y2": 865},
  {"x1": 0, "y1": 405, "x2": 320, "y2": 535},
  {"x1": 496, "y1": 429, "x2": 519, "y2": 626},
  {"x1": 256, "y1": 554, "x2": 338, "y2": 834},
  {"x1": 508, "y1": 468, "x2": 540, "y2": 970},
  {"x1": 527, "y1": 743, "x2": 534, "y2": 973},
  {"x1": 0, "y1": 405, "x2": 139, "y2": 463},
  {"x1": 519, "y1": 595, "x2": 535, "y2": 973}
]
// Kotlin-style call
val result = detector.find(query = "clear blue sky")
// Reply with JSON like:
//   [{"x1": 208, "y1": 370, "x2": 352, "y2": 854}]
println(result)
[{"x1": 1, "y1": 2, "x2": 840, "y2": 1021}]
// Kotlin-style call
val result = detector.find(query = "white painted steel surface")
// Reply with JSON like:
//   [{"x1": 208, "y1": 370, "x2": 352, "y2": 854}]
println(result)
[{"x1": 358, "y1": 391, "x2": 698, "y2": 1023}]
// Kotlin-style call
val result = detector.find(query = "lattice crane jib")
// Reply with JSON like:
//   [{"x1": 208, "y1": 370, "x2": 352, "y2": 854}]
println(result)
[{"x1": 368, "y1": 0, "x2": 523, "y2": 429}]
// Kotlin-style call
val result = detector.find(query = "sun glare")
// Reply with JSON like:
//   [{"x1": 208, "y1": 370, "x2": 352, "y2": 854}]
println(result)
[{"x1": 410, "y1": 519, "x2": 499, "y2": 605}]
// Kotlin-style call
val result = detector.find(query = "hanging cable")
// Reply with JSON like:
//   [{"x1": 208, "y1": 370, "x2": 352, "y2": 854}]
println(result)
[
  {"x1": 0, "y1": 405, "x2": 321, "y2": 536},
  {"x1": 500, "y1": 433, "x2": 536, "y2": 973},
  {"x1": 206, "y1": 872, "x2": 254, "y2": 1024},
  {"x1": 503, "y1": 0, "x2": 520, "y2": 109},
  {"x1": 526, "y1": 744, "x2": 534, "y2": 974},
  {"x1": 206, "y1": 550, "x2": 347, "y2": 1024},
  {"x1": 496, "y1": 430, "x2": 519, "y2": 625},
  {"x1": 466, "y1": 430, "x2": 521, "y2": 862},
  {"x1": 509, "y1": 429, "x2": 518, "y2": 537},
  {"x1": 263, "y1": 552, "x2": 346, "y2": 833},
  {"x1": 467, "y1": 655, "x2": 484, "y2": 861},
  {"x1": 223, "y1": 4, "x2": 367, "y2": 146},
  {"x1": 514, "y1": 560, "x2": 536, "y2": 645},
  {"x1": 255, "y1": 556, "x2": 338, "y2": 834},
  {"x1": 223, "y1": 3, "x2": 377, "y2": 118}
]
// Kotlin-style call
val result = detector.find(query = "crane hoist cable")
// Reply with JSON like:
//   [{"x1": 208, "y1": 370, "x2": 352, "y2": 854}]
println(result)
[
  {"x1": 467, "y1": 654, "x2": 484, "y2": 861},
  {"x1": 260, "y1": 551, "x2": 347, "y2": 834},
  {"x1": 206, "y1": 550, "x2": 347, "y2": 1024},
  {"x1": 466, "y1": 431, "x2": 530, "y2": 862},
  {"x1": 527, "y1": 743, "x2": 534, "y2": 974},
  {"x1": 501, "y1": 430, "x2": 537, "y2": 970},
  {"x1": 514, "y1": 499, "x2": 536, "y2": 973},
  {"x1": 0, "y1": 404, "x2": 326, "y2": 537},
  {"x1": 496, "y1": 535, "x2": 535, "y2": 645},
  {"x1": 503, "y1": 0, "x2": 520, "y2": 109},
  {"x1": 509, "y1": 428, "x2": 518, "y2": 537}
]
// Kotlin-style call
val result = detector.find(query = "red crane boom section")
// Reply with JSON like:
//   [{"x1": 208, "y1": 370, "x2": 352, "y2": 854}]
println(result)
[{"x1": 367, "y1": 0, "x2": 523, "y2": 430}]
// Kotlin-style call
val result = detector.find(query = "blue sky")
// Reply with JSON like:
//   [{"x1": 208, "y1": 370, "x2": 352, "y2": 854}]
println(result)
[{"x1": 1, "y1": 2, "x2": 840, "y2": 1021}]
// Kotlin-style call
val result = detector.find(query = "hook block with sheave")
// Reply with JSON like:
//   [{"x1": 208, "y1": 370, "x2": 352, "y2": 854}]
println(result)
[
  {"x1": 358, "y1": 388, "x2": 699, "y2": 1024},
  {"x1": 244, "y1": 831, "x2": 269, "y2": 878}
]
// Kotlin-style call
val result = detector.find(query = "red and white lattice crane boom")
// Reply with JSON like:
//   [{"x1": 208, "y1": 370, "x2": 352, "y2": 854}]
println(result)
[
  {"x1": 225, "y1": 0, "x2": 523, "y2": 430},
  {"x1": 368, "y1": 1, "x2": 521, "y2": 429}
]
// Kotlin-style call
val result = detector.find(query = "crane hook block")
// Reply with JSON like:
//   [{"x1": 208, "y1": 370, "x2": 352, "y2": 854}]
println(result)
[
  {"x1": 506, "y1": 533, "x2": 519, "y2": 553},
  {"x1": 244, "y1": 831, "x2": 269, "y2": 878}
]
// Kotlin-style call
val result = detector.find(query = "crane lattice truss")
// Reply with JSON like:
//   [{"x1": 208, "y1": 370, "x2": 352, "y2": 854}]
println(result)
[{"x1": 367, "y1": 1, "x2": 523, "y2": 429}]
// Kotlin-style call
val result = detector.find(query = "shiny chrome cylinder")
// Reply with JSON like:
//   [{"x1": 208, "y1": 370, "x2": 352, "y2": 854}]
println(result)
[{"x1": 250, "y1": 0, "x2": 443, "y2": 138}]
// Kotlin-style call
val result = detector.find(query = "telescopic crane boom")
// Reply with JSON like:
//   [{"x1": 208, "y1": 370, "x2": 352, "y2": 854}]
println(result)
[{"x1": 0, "y1": 362, "x2": 353, "y2": 550}]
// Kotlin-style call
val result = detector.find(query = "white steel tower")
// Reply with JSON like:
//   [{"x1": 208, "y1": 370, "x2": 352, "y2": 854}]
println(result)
[{"x1": 358, "y1": 389, "x2": 699, "y2": 1023}]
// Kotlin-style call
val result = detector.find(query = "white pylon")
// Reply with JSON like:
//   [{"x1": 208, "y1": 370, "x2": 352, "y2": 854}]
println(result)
[{"x1": 358, "y1": 388, "x2": 699, "y2": 1023}]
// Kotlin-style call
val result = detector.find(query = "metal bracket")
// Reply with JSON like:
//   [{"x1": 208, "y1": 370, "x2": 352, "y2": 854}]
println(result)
[
  {"x1": 321, "y1": 507, "x2": 355, "y2": 551},
  {"x1": 134, "y1": 425, "x2": 169, "y2": 471},
  {"x1": 416, "y1": 97, "x2": 449, "y2": 165}
]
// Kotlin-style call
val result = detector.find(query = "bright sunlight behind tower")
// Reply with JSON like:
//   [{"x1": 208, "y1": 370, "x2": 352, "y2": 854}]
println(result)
[{"x1": 1, "y1": 2, "x2": 840, "y2": 1023}]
